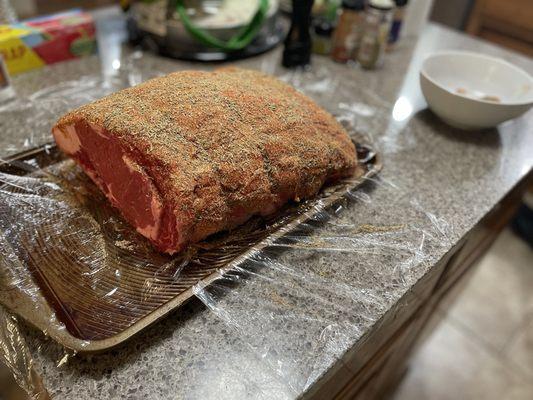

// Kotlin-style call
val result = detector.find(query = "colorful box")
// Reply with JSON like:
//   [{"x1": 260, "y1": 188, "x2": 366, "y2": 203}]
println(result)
[{"x1": 0, "y1": 10, "x2": 96, "y2": 75}]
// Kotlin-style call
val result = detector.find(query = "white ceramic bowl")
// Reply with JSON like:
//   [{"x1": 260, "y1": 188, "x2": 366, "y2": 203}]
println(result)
[{"x1": 420, "y1": 51, "x2": 533, "y2": 130}]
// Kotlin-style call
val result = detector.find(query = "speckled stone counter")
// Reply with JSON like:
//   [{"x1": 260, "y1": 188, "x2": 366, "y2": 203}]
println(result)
[{"x1": 1, "y1": 12, "x2": 532, "y2": 400}]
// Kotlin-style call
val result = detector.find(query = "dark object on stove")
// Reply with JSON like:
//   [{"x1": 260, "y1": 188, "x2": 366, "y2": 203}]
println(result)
[{"x1": 282, "y1": 0, "x2": 314, "y2": 67}]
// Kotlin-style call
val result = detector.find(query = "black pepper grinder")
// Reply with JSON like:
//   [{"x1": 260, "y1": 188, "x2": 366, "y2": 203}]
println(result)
[{"x1": 282, "y1": 0, "x2": 315, "y2": 68}]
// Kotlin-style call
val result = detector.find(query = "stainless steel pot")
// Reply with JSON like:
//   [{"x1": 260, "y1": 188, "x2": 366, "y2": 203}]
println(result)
[{"x1": 128, "y1": 0, "x2": 284, "y2": 61}]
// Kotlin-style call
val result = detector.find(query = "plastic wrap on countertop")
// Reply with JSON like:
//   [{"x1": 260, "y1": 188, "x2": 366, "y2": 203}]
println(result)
[
  {"x1": 0, "y1": 51, "x2": 451, "y2": 398},
  {"x1": 0, "y1": 306, "x2": 50, "y2": 399}
]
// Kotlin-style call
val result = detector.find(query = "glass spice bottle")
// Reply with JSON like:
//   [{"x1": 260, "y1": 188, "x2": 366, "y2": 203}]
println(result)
[
  {"x1": 388, "y1": 0, "x2": 409, "y2": 47},
  {"x1": 330, "y1": 0, "x2": 366, "y2": 63},
  {"x1": 312, "y1": 19, "x2": 334, "y2": 55},
  {"x1": 356, "y1": 0, "x2": 394, "y2": 69}
]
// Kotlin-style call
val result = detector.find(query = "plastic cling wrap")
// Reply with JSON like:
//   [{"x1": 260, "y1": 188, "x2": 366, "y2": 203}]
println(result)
[
  {"x1": 0, "y1": 135, "x2": 379, "y2": 348},
  {"x1": 0, "y1": 306, "x2": 50, "y2": 399},
  {"x1": 0, "y1": 51, "x2": 451, "y2": 399}
]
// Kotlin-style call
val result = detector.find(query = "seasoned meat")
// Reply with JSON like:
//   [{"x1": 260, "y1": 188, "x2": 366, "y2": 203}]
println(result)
[{"x1": 52, "y1": 68, "x2": 357, "y2": 254}]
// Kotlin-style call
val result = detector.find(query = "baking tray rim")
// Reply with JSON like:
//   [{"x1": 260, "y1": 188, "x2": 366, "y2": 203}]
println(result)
[{"x1": 0, "y1": 141, "x2": 382, "y2": 353}]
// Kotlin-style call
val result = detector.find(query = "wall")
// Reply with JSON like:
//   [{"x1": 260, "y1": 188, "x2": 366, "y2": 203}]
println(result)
[{"x1": 430, "y1": 0, "x2": 474, "y2": 30}]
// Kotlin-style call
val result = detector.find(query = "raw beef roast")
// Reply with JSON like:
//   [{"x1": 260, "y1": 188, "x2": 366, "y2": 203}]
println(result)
[{"x1": 52, "y1": 68, "x2": 357, "y2": 254}]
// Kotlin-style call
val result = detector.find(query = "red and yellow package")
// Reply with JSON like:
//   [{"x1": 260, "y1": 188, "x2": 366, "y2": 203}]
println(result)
[{"x1": 0, "y1": 10, "x2": 96, "y2": 75}]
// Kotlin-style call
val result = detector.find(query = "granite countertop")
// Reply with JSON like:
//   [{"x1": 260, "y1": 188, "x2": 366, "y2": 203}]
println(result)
[{"x1": 1, "y1": 10, "x2": 532, "y2": 400}]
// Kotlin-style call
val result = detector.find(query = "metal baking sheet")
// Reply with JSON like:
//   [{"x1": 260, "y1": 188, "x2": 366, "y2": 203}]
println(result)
[{"x1": 0, "y1": 139, "x2": 381, "y2": 352}]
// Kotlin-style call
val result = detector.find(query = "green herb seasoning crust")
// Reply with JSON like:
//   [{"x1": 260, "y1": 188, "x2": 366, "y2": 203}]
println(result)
[{"x1": 53, "y1": 67, "x2": 357, "y2": 253}]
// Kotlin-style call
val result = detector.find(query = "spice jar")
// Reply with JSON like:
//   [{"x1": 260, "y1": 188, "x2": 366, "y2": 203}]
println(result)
[
  {"x1": 312, "y1": 19, "x2": 334, "y2": 55},
  {"x1": 356, "y1": 0, "x2": 394, "y2": 69},
  {"x1": 330, "y1": 0, "x2": 366, "y2": 63},
  {"x1": 388, "y1": 0, "x2": 408, "y2": 47}
]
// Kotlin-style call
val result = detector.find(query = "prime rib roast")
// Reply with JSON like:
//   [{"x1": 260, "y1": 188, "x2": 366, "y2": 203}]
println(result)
[{"x1": 52, "y1": 68, "x2": 357, "y2": 254}]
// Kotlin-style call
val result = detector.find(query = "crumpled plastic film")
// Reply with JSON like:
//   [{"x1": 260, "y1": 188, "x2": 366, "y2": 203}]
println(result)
[
  {"x1": 0, "y1": 305, "x2": 50, "y2": 399},
  {"x1": 1, "y1": 77, "x2": 113, "y2": 155},
  {"x1": 0, "y1": 51, "x2": 452, "y2": 397},
  {"x1": 0, "y1": 51, "x2": 154, "y2": 156},
  {"x1": 191, "y1": 174, "x2": 451, "y2": 394}
]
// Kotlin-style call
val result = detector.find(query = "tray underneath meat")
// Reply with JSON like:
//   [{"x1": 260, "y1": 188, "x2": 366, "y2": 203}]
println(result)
[{"x1": 0, "y1": 137, "x2": 380, "y2": 352}]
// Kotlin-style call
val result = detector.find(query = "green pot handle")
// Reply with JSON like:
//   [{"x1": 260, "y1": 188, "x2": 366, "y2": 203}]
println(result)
[{"x1": 175, "y1": 0, "x2": 269, "y2": 51}]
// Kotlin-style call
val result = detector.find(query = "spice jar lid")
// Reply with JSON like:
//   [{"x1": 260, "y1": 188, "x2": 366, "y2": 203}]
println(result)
[
  {"x1": 314, "y1": 20, "x2": 334, "y2": 36},
  {"x1": 369, "y1": 0, "x2": 394, "y2": 10},
  {"x1": 341, "y1": 0, "x2": 366, "y2": 11}
]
